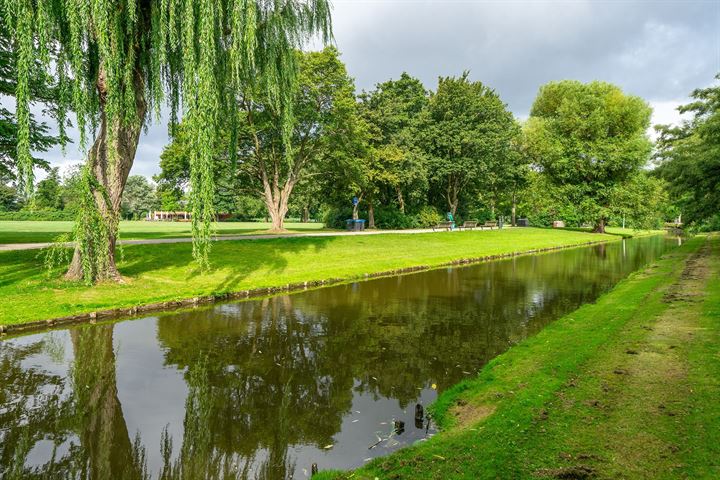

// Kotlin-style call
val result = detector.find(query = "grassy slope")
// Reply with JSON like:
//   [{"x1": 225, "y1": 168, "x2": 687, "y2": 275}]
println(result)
[
  {"x1": 0, "y1": 228, "x2": 612, "y2": 325},
  {"x1": 0, "y1": 220, "x2": 327, "y2": 244},
  {"x1": 317, "y1": 235, "x2": 718, "y2": 479}
]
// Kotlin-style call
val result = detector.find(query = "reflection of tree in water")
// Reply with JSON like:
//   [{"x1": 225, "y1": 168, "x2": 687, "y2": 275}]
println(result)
[
  {"x1": 0, "y1": 340, "x2": 70, "y2": 479},
  {"x1": 70, "y1": 326, "x2": 148, "y2": 479},
  {"x1": 157, "y1": 295, "x2": 356, "y2": 479},
  {"x1": 0, "y1": 326, "x2": 148, "y2": 479}
]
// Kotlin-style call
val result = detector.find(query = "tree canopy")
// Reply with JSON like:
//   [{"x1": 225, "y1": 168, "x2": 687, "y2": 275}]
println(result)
[
  {"x1": 421, "y1": 73, "x2": 519, "y2": 216},
  {"x1": 654, "y1": 74, "x2": 720, "y2": 230},
  {"x1": 524, "y1": 80, "x2": 652, "y2": 232}
]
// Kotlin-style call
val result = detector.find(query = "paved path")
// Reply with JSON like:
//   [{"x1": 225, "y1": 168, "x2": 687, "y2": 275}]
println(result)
[{"x1": 0, "y1": 227, "x2": 498, "y2": 251}]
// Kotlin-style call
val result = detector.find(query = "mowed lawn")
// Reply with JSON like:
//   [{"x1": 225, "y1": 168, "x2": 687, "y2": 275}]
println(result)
[
  {"x1": 0, "y1": 220, "x2": 329, "y2": 244},
  {"x1": 0, "y1": 227, "x2": 615, "y2": 325}
]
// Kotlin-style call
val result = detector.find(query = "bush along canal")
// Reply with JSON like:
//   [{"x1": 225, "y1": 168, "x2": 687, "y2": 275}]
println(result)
[{"x1": 0, "y1": 235, "x2": 700, "y2": 479}]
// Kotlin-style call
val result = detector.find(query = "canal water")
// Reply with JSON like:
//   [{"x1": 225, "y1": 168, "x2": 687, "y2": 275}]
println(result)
[{"x1": 0, "y1": 236, "x2": 676, "y2": 479}]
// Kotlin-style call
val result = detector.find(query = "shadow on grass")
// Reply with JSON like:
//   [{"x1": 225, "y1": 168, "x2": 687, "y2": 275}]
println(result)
[
  {"x1": 116, "y1": 235, "x2": 337, "y2": 293},
  {"x1": 0, "y1": 249, "x2": 48, "y2": 289}
]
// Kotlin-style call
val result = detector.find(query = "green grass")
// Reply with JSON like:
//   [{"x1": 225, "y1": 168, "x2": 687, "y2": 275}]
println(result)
[
  {"x1": 558, "y1": 226, "x2": 667, "y2": 238},
  {"x1": 0, "y1": 220, "x2": 328, "y2": 244},
  {"x1": 316, "y1": 235, "x2": 718, "y2": 479},
  {"x1": 604, "y1": 227, "x2": 667, "y2": 237},
  {"x1": 0, "y1": 228, "x2": 614, "y2": 325}
]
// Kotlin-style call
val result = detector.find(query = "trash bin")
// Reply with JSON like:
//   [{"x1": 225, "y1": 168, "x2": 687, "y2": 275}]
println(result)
[
  {"x1": 517, "y1": 218, "x2": 529, "y2": 227},
  {"x1": 346, "y1": 219, "x2": 366, "y2": 231}
]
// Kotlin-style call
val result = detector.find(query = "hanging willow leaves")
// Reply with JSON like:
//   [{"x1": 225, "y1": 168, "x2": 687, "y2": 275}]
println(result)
[{"x1": 5, "y1": 0, "x2": 332, "y2": 281}]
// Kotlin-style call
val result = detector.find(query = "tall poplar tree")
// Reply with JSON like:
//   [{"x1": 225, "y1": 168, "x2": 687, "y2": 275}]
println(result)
[{"x1": 3, "y1": 0, "x2": 331, "y2": 283}]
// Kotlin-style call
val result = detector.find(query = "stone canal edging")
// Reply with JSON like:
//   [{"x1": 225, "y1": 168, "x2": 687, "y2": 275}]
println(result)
[{"x1": 0, "y1": 239, "x2": 614, "y2": 337}]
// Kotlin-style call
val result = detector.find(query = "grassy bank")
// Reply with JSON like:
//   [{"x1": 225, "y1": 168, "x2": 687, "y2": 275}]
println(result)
[
  {"x1": 0, "y1": 228, "x2": 614, "y2": 326},
  {"x1": 560, "y1": 226, "x2": 667, "y2": 238},
  {"x1": 317, "y1": 235, "x2": 718, "y2": 479},
  {"x1": 0, "y1": 220, "x2": 328, "y2": 244}
]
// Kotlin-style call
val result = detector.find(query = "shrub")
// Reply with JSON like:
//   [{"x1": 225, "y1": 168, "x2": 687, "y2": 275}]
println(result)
[
  {"x1": 413, "y1": 206, "x2": 443, "y2": 228},
  {"x1": 323, "y1": 206, "x2": 354, "y2": 229},
  {"x1": 0, "y1": 210, "x2": 76, "y2": 221},
  {"x1": 372, "y1": 206, "x2": 417, "y2": 229}
]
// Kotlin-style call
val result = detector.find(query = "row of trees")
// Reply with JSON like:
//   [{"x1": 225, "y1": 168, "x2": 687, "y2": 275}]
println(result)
[
  {"x1": 1, "y1": 166, "x2": 158, "y2": 220},
  {"x1": 156, "y1": 47, "x2": 671, "y2": 233}
]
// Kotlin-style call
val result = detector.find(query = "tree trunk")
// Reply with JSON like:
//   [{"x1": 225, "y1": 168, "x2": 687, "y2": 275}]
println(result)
[
  {"x1": 396, "y1": 188, "x2": 405, "y2": 214},
  {"x1": 352, "y1": 193, "x2": 363, "y2": 220},
  {"x1": 302, "y1": 205, "x2": 310, "y2": 223},
  {"x1": 368, "y1": 201, "x2": 375, "y2": 229},
  {"x1": 593, "y1": 217, "x2": 606, "y2": 233},
  {"x1": 262, "y1": 178, "x2": 295, "y2": 232},
  {"x1": 65, "y1": 69, "x2": 146, "y2": 282},
  {"x1": 511, "y1": 191, "x2": 517, "y2": 227},
  {"x1": 446, "y1": 178, "x2": 459, "y2": 217}
]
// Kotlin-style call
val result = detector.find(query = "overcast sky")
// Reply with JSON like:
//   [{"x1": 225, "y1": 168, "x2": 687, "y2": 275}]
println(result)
[{"x1": 27, "y1": 0, "x2": 720, "y2": 179}]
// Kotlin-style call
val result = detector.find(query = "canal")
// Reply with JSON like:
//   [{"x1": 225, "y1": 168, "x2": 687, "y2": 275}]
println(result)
[{"x1": 0, "y1": 236, "x2": 677, "y2": 479}]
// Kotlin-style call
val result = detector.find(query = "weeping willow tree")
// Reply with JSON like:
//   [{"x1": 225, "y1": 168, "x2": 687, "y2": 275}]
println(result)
[{"x1": 3, "y1": 0, "x2": 331, "y2": 282}]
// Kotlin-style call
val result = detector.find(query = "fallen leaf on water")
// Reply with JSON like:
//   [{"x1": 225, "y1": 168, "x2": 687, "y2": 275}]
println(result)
[{"x1": 323, "y1": 444, "x2": 333, "y2": 449}]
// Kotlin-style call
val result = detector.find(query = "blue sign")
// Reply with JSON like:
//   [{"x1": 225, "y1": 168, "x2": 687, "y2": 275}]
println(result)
[{"x1": 352, "y1": 196, "x2": 359, "y2": 206}]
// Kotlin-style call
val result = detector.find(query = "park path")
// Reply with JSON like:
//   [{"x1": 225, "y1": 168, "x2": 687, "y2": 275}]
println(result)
[{"x1": 0, "y1": 227, "x2": 498, "y2": 251}]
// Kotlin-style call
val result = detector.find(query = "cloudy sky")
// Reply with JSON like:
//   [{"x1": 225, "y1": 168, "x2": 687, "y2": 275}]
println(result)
[{"x1": 31, "y1": 0, "x2": 720, "y2": 179}]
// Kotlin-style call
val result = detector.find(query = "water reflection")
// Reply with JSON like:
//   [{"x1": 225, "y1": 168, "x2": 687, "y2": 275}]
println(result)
[{"x1": 0, "y1": 237, "x2": 674, "y2": 479}]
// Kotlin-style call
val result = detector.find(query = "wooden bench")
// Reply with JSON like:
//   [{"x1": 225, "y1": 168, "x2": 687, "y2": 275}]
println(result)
[
  {"x1": 432, "y1": 221, "x2": 454, "y2": 231},
  {"x1": 459, "y1": 221, "x2": 478, "y2": 230},
  {"x1": 480, "y1": 221, "x2": 498, "y2": 230}
]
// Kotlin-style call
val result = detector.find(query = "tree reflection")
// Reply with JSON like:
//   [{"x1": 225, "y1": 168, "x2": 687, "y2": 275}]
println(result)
[
  {"x1": 70, "y1": 325, "x2": 148, "y2": 479},
  {"x1": 0, "y1": 326, "x2": 147, "y2": 479}
]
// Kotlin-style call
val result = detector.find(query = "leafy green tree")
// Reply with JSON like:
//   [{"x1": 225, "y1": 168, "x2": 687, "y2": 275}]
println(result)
[
  {"x1": 524, "y1": 80, "x2": 652, "y2": 233},
  {"x1": 359, "y1": 73, "x2": 429, "y2": 217},
  {"x1": 155, "y1": 124, "x2": 236, "y2": 213},
  {"x1": 32, "y1": 167, "x2": 63, "y2": 210},
  {"x1": 0, "y1": 19, "x2": 68, "y2": 190},
  {"x1": 0, "y1": 179, "x2": 19, "y2": 211},
  {"x1": 654, "y1": 74, "x2": 720, "y2": 230},
  {"x1": 607, "y1": 172, "x2": 669, "y2": 229},
  {"x1": 59, "y1": 164, "x2": 83, "y2": 214},
  {"x1": 121, "y1": 175, "x2": 158, "y2": 219},
  {"x1": 4, "y1": 0, "x2": 331, "y2": 283},
  {"x1": 236, "y1": 47, "x2": 359, "y2": 231},
  {"x1": 420, "y1": 73, "x2": 518, "y2": 217}
]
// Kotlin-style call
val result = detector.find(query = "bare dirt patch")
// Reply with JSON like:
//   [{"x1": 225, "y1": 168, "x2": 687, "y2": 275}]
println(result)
[{"x1": 450, "y1": 401, "x2": 497, "y2": 429}]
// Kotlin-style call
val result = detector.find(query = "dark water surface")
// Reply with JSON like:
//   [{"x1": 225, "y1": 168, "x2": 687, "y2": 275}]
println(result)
[{"x1": 0, "y1": 236, "x2": 678, "y2": 479}]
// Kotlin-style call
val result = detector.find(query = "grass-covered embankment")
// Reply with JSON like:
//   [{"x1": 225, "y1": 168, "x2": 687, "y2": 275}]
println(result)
[
  {"x1": 317, "y1": 235, "x2": 719, "y2": 479},
  {"x1": 0, "y1": 220, "x2": 327, "y2": 244},
  {"x1": 0, "y1": 228, "x2": 614, "y2": 326}
]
